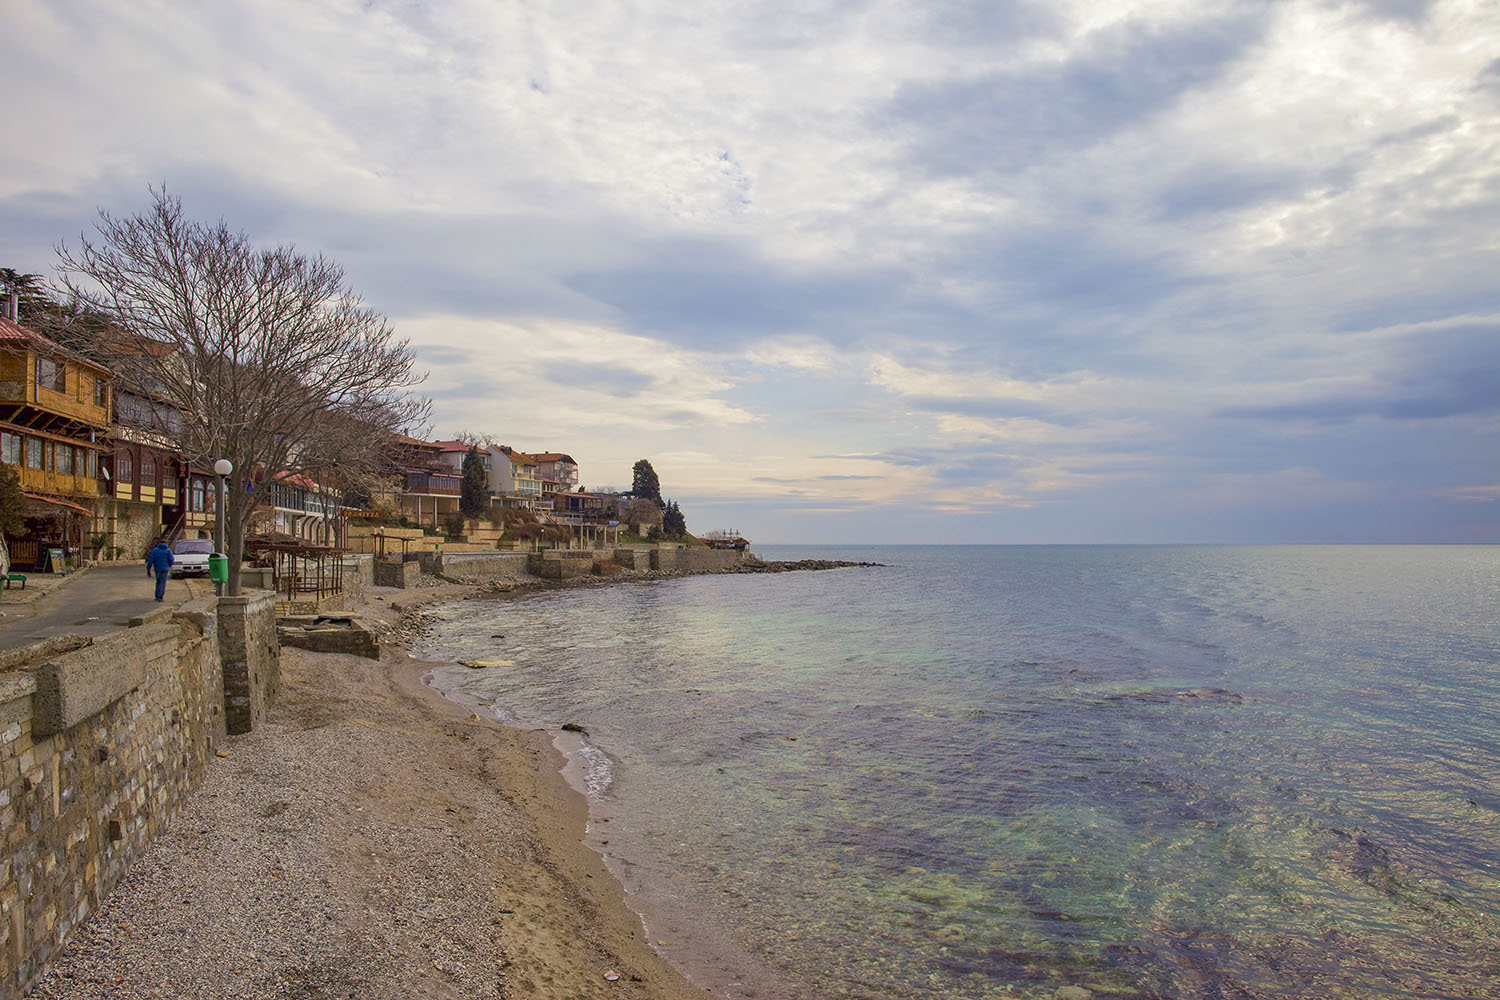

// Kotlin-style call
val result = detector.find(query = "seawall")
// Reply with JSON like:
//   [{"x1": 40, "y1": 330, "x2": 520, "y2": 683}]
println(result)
[{"x1": 0, "y1": 592, "x2": 280, "y2": 998}]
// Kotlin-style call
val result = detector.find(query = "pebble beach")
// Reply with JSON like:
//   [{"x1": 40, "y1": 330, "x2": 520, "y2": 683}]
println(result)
[{"x1": 26, "y1": 578, "x2": 714, "y2": 1000}]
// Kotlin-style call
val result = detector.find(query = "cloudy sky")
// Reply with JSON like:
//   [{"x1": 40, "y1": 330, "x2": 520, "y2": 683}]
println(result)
[{"x1": 4, "y1": 0, "x2": 1497, "y2": 543}]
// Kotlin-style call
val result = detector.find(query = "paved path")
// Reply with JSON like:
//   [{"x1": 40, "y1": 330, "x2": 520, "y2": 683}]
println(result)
[{"x1": 0, "y1": 565, "x2": 214, "y2": 651}]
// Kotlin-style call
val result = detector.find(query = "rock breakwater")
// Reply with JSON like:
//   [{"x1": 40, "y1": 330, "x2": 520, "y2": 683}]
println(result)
[{"x1": 732, "y1": 558, "x2": 885, "y2": 573}]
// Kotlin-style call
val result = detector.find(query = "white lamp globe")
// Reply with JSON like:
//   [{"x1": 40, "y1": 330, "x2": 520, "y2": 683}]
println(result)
[{"x1": 213, "y1": 459, "x2": 233, "y2": 476}]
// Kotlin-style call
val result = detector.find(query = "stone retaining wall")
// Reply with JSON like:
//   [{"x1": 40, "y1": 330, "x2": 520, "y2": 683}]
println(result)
[
  {"x1": 373, "y1": 558, "x2": 419, "y2": 589},
  {"x1": 341, "y1": 553, "x2": 374, "y2": 599},
  {"x1": 527, "y1": 552, "x2": 591, "y2": 580},
  {"x1": 216, "y1": 590, "x2": 280, "y2": 735},
  {"x1": 430, "y1": 551, "x2": 532, "y2": 582},
  {"x1": 613, "y1": 548, "x2": 650, "y2": 571},
  {"x1": 0, "y1": 611, "x2": 226, "y2": 997},
  {"x1": 673, "y1": 549, "x2": 747, "y2": 573}
]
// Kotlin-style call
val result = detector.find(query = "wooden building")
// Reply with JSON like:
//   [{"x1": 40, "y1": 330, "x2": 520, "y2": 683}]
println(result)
[{"x1": 0, "y1": 309, "x2": 111, "y2": 567}]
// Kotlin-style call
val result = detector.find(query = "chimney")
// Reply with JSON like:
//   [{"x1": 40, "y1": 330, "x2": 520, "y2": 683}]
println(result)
[{"x1": 3, "y1": 293, "x2": 15, "y2": 322}]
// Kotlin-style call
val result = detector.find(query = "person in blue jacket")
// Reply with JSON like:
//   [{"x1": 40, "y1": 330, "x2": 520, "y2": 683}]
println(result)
[{"x1": 145, "y1": 540, "x2": 174, "y2": 601}]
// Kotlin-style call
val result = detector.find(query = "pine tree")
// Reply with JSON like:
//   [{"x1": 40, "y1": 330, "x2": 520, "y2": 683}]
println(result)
[
  {"x1": 631, "y1": 459, "x2": 662, "y2": 504},
  {"x1": 460, "y1": 446, "x2": 488, "y2": 517},
  {"x1": 662, "y1": 499, "x2": 686, "y2": 538}
]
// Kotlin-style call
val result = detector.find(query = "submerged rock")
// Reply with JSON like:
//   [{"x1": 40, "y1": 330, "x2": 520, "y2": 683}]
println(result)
[{"x1": 1104, "y1": 686, "x2": 1242, "y2": 705}]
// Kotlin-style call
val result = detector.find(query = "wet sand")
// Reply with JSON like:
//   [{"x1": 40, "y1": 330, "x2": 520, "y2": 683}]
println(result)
[{"x1": 28, "y1": 580, "x2": 716, "y2": 1000}]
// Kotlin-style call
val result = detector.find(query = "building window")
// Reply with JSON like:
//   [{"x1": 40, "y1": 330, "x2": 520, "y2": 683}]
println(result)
[
  {"x1": 141, "y1": 457, "x2": 156, "y2": 486},
  {"x1": 58, "y1": 445, "x2": 75, "y2": 476},
  {"x1": 1, "y1": 432, "x2": 19, "y2": 466},
  {"x1": 25, "y1": 437, "x2": 41, "y2": 469},
  {"x1": 35, "y1": 357, "x2": 66, "y2": 393},
  {"x1": 94, "y1": 378, "x2": 108, "y2": 407},
  {"x1": 192, "y1": 479, "x2": 206, "y2": 512},
  {"x1": 118, "y1": 454, "x2": 133, "y2": 482}
]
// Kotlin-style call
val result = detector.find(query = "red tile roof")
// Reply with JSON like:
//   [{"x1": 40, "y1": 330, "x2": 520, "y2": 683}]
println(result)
[
  {"x1": 431, "y1": 439, "x2": 487, "y2": 454},
  {"x1": 0, "y1": 315, "x2": 112, "y2": 374}
]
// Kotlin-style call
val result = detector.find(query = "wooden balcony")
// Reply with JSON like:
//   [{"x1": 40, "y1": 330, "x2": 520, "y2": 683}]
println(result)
[
  {"x1": 16, "y1": 466, "x2": 100, "y2": 499},
  {"x1": 403, "y1": 471, "x2": 462, "y2": 496},
  {"x1": 0, "y1": 350, "x2": 110, "y2": 429}
]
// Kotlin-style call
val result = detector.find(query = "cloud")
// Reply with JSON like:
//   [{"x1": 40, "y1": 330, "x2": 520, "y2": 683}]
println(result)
[
  {"x1": 535, "y1": 362, "x2": 655, "y2": 398},
  {"x1": 879, "y1": 6, "x2": 1271, "y2": 178},
  {"x1": 405, "y1": 316, "x2": 758, "y2": 436},
  {"x1": 4, "y1": 0, "x2": 1499, "y2": 541},
  {"x1": 1442, "y1": 484, "x2": 1500, "y2": 503},
  {"x1": 564, "y1": 242, "x2": 908, "y2": 349},
  {"x1": 1217, "y1": 319, "x2": 1500, "y2": 423}
]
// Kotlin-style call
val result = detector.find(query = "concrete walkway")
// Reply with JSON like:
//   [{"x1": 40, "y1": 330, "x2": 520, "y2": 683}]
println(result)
[{"x1": 0, "y1": 565, "x2": 215, "y2": 651}]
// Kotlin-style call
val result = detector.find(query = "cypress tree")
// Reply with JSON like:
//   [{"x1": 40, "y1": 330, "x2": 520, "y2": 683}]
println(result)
[
  {"x1": 460, "y1": 446, "x2": 488, "y2": 517},
  {"x1": 662, "y1": 499, "x2": 686, "y2": 538}
]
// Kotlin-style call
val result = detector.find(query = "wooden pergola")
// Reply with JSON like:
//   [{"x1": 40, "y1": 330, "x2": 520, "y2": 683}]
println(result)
[{"x1": 243, "y1": 532, "x2": 345, "y2": 602}]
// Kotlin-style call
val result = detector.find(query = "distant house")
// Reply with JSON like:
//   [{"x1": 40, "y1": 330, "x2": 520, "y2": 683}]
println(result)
[
  {"x1": 552, "y1": 491, "x2": 618, "y2": 547},
  {"x1": 531, "y1": 452, "x2": 579, "y2": 509},
  {"x1": 394, "y1": 435, "x2": 462, "y2": 527},
  {"x1": 425, "y1": 440, "x2": 560, "y2": 515},
  {"x1": 494, "y1": 446, "x2": 542, "y2": 508},
  {"x1": 0, "y1": 308, "x2": 111, "y2": 567},
  {"x1": 255, "y1": 471, "x2": 344, "y2": 545}
]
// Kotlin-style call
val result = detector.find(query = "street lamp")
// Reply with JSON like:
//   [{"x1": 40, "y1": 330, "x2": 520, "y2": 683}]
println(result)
[{"x1": 214, "y1": 458, "x2": 232, "y2": 595}]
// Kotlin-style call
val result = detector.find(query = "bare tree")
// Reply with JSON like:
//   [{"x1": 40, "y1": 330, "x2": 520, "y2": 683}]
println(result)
[{"x1": 56, "y1": 187, "x2": 429, "y2": 594}]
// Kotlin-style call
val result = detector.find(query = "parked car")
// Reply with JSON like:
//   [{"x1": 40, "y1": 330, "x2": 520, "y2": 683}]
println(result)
[{"x1": 169, "y1": 538, "x2": 214, "y2": 577}]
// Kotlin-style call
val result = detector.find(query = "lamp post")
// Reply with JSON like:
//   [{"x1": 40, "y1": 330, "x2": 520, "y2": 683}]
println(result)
[{"x1": 213, "y1": 458, "x2": 232, "y2": 596}]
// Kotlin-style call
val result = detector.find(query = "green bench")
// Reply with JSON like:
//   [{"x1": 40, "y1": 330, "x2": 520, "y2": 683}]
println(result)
[{"x1": 4, "y1": 573, "x2": 26, "y2": 589}]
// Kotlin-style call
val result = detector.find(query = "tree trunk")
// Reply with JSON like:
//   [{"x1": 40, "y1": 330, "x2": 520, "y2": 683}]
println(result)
[{"x1": 227, "y1": 470, "x2": 247, "y2": 597}]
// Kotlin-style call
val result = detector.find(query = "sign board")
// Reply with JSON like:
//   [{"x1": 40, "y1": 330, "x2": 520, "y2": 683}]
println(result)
[{"x1": 43, "y1": 547, "x2": 65, "y2": 573}]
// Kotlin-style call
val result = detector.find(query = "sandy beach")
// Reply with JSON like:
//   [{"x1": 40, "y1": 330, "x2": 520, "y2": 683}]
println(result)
[{"x1": 26, "y1": 579, "x2": 716, "y2": 1000}]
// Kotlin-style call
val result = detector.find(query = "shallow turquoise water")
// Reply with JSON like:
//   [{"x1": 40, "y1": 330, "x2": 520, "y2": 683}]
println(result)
[{"x1": 418, "y1": 545, "x2": 1500, "y2": 999}]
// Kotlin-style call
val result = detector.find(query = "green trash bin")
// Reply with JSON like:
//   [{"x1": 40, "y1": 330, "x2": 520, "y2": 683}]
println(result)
[{"x1": 208, "y1": 553, "x2": 228, "y2": 584}]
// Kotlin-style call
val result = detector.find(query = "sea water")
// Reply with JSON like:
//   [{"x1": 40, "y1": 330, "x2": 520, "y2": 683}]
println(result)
[{"x1": 417, "y1": 545, "x2": 1500, "y2": 999}]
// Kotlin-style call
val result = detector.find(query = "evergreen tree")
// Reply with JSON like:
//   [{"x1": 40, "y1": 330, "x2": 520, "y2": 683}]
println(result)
[
  {"x1": 662, "y1": 499, "x2": 686, "y2": 538},
  {"x1": 460, "y1": 445, "x2": 488, "y2": 517},
  {"x1": 631, "y1": 459, "x2": 662, "y2": 504},
  {"x1": 0, "y1": 464, "x2": 25, "y2": 537}
]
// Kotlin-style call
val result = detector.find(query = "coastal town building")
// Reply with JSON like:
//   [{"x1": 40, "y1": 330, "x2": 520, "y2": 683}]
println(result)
[
  {"x1": 0, "y1": 303, "x2": 111, "y2": 568},
  {"x1": 531, "y1": 452, "x2": 579, "y2": 510},
  {"x1": 388, "y1": 434, "x2": 460, "y2": 528},
  {"x1": 104, "y1": 380, "x2": 192, "y2": 557},
  {"x1": 494, "y1": 445, "x2": 542, "y2": 507},
  {"x1": 430, "y1": 440, "x2": 545, "y2": 511},
  {"x1": 255, "y1": 471, "x2": 345, "y2": 546}
]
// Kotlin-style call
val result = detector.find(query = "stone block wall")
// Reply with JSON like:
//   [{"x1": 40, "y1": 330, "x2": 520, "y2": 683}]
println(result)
[
  {"x1": 236, "y1": 566, "x2": 275, "y2": 592},
  {"x1": 374, "y1": 558, "x2": 419, "y2": 589},
  {"x1": 216, "y1": 590, "x2": 279, "y2": 735},
  {"x1": 434, "y1": 552, "x2": 531, "y2": 583},
  {"x1": 0, "y1": 613, "x2": 225, "y2": 997},
  {"x1": 342, "y1": 553, "x2": 375, "y2": 593},
  {"x1": 614, "y1": 548, "x2": 650, "y2": 571},
  {"x1": 105, "y1": 500, "x2": 161, "y2": 562},
  {"x1": 673, "y1": 549, "x2": 747, "y2": 573},
  {"x1": 528, "y1": 553, "x2": 591, "y2": 580},
  {"x1": 649, "y1": 547, "x2": 679, "y2": 571}
]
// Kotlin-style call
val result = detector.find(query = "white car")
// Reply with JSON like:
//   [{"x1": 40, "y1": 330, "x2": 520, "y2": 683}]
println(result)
[{"x1": 169, "y1": 538, "x2": 214, "y2": 577}]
